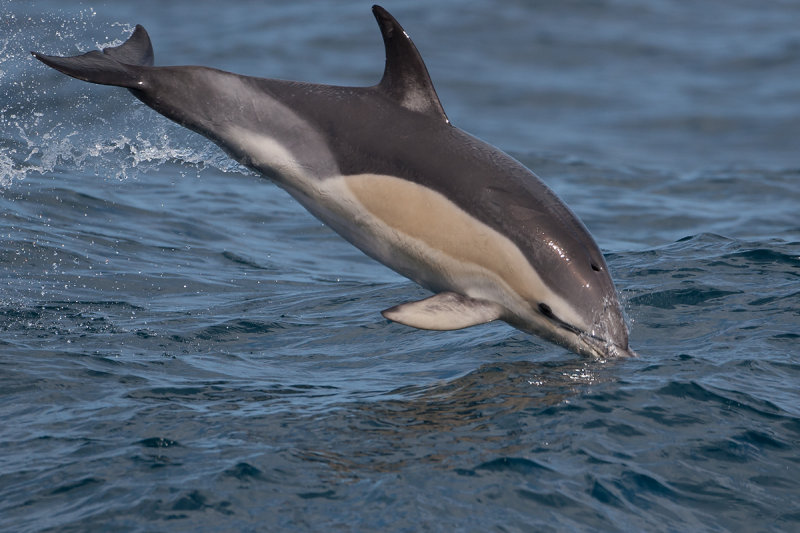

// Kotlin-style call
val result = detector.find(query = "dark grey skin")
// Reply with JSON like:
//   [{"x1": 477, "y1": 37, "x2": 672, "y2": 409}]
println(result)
[{"x1": 33, "y1": 5, "x2": 633, "y2": 358}]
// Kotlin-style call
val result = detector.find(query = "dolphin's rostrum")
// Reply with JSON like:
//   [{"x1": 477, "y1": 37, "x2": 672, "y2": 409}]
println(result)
[{"x1": 33, "y1": 5, "x2": 634, "y2": 358}]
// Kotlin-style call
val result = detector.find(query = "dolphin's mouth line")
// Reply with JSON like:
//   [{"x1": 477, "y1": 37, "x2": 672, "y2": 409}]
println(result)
[
  {"x1": 538, "y1": 302, "x2": 599, "y2": 341},
  {"x1": 538, "y1": 302, "x2": 618, "y2": 356},
  {"x1": 568, "y1": 323, "x2": 634, "y2": 358},
  {"x1": 554, "y1": 318, "x2": 607, "y2": 347}
]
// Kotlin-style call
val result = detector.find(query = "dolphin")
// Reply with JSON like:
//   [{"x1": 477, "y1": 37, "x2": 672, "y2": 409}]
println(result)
[{"x1": 32, "y1": 5, "x2": 634, "y2": 358}]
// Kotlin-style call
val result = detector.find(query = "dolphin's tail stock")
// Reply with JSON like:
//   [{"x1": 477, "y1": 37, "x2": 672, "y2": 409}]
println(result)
[{"x1": 31, "y1": 25, "x2": 153, "y2": 89}]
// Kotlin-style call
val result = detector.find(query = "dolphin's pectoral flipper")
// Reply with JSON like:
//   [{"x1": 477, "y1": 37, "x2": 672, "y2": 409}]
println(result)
[
  {"x1": 31, "y1": 24, "x2": 153, "y2": 88},
  {"x1": 381, "y1": 292, "x2": 504, "y2": 331}
]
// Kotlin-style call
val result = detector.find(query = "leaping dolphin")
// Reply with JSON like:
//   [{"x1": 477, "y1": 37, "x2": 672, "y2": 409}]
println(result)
[{"x1": 32, "y1": 5, "x2": 634, "y2": 358}]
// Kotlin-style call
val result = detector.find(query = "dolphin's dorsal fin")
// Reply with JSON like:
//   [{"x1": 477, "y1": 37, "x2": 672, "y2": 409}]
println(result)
[{"x1": 372, "y1": 5, "x2": 449, "y2": 123}]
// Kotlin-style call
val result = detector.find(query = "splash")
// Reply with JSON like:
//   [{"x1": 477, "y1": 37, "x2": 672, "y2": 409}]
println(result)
[{"x1": 0, "y1": 5, "x2": 248, "y2": 187}]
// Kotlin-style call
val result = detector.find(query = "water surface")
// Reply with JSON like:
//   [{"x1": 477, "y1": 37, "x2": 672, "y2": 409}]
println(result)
[{"x1": 2, "y1": 1, "x2": 799, "y2": 531}]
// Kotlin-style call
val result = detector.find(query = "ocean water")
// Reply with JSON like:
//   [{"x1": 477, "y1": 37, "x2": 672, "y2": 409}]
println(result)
[{"x1": 2, "y1": 0, "x2": 799, "y2": 531}]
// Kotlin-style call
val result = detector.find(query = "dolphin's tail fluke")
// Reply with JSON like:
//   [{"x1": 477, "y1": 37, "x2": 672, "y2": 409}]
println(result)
[{"x1": 31, "y1": 25, "x2": 153, "y2": 89}]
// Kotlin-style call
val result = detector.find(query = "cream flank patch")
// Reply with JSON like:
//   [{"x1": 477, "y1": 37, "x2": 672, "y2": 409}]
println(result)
[{"x1": 341, "y1": 173, "x2": 584, "y2": 329}]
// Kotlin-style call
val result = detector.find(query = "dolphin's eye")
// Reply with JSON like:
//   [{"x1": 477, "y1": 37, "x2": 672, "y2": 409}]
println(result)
[
  {"x1": 591, "y1": 262, "x2": 601, "y2": 272},
  {"x1": 538, "y1": 303, "x2": 555, "y2": 318}
]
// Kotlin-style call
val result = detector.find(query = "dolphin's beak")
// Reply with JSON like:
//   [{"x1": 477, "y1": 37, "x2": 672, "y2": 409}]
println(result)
[
  {"x1": 606, "y1": 343, "x2": 637, "y2": 358},
  {"x1": 539, "y1": 306, "x2": 634, "y2": 359},
  {"x1": 578, "y1": 332, "x2": 636, "y2": 359}
]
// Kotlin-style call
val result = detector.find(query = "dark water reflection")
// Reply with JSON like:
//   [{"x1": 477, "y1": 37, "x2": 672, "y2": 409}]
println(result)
[{"x1": 294, "y1": 359, "x2": 610, "y2": 476}]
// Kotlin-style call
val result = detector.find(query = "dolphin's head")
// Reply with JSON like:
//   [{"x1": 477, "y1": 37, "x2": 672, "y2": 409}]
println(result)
[
  {"x1": 532, "y1": 275, "x2": 634, "y2": 360},
  {"x1": 511, "y1": 253, "x2": 633, "y2": 358},
  {"x1": 503, "y1": 207, "x2": 634, "y2": 359}
]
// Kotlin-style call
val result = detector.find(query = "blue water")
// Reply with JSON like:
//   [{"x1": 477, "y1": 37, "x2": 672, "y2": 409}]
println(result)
[{"x1": 2, "y1": 1, "x2": 799, "y2": 531}]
